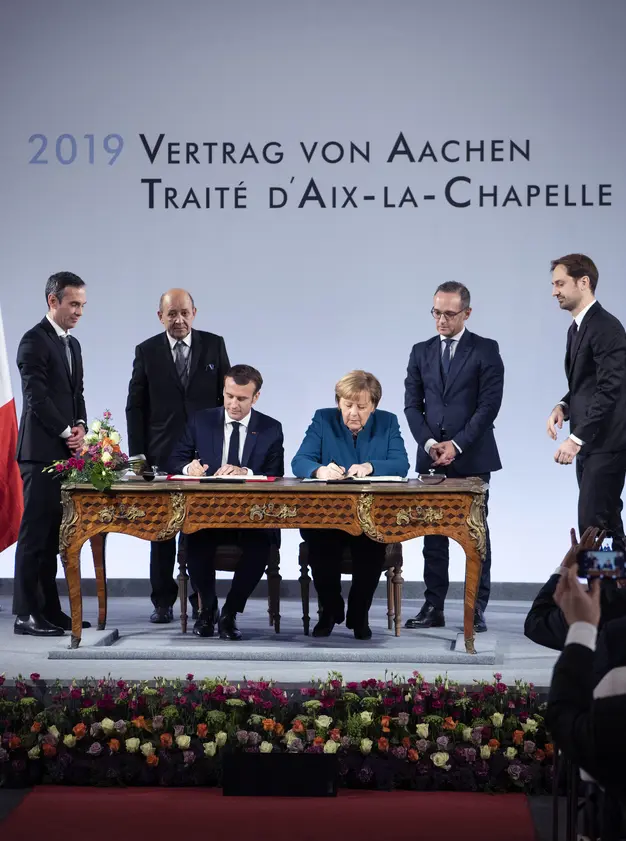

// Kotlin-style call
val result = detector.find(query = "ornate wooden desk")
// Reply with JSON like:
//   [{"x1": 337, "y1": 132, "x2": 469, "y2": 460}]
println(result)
[{"x1": 59, "y1": 477, "x2": 487, "y2": 652}]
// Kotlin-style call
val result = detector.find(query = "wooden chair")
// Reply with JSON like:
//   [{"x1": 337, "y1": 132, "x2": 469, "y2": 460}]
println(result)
[
  {"x1": 176, "y1": 539, "x2": 281, "y2": 633},
  {"x1": 298, "y1": 540, "x2": 403, "y2": 635}
]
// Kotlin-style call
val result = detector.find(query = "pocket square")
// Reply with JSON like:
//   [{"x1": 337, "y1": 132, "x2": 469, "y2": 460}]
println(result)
[{"x1": 205, "y1": 363, "x2": 215, "y2": 371}]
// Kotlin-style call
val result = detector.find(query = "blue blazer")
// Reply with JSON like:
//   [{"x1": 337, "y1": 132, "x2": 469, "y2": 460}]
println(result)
[
  {"x1": 291, "y1": 408, "x2": 410, "y2": 478},
  {"x1": 404, "y1": 329, "x2": 504, "y2": 475},
  {"x1": 167, "y1": 406, "x2": 284, "y2": 477}
]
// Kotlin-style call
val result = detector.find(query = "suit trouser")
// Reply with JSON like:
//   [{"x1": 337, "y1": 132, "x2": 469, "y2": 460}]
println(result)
[
  {"x1": 12, "y1": 462, "x2": 63, "y2": 618},
  {"x1": 185, "y1": 528, "x2": 272, "y2": 615},
  {"x1": 300, "y1": 529, "x2": 386, "y2": 626},
  {"x1": 149, "y1": 535, "x2": 197, "y2": 609},
  {"x1": 576, "y1": 450, "x2": 626, "y2": 552},
  {"x1": 423, "y1": 469, "x2": 492, "y2": 611}
]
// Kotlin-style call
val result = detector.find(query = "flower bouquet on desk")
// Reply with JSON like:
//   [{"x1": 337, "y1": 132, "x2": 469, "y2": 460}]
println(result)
[{"x1": 45, "y1": 410, "x2": 129, "y2": 491}]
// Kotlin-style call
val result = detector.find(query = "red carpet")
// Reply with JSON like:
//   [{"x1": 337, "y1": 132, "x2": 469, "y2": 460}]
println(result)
[{"x1": 1, "y1": 788, "x2": 536, "y2": 841}]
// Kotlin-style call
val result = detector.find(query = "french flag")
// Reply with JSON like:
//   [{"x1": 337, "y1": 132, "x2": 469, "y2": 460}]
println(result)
[{"x1": 0, "y1": 304, "x2": 23, "y2": 552}]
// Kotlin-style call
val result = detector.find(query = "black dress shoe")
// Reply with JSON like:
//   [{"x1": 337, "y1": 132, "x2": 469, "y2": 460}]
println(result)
[
  {"x1": 219, "y1": 612, "x2": 243, "y2": 641},
  {"x1": 193, "y1": 608, "x2": 217, "y2": 638},
  {"x1": 150, "y1": 606, "x2": 173, "y2": 624},
  {"x1": 404, "y1": 603, "x2": 445, "y2": 629},
  {"x1": 312, "y1": 611, "x2": 336, "y2": 638},
  {"x1": 473, "y1": 607, "x2": 488, "y2": 633},
  {"x1": 44, "y1": 612, "x2": 91, "y2": 631},
  {"x1": 352, "y1": 622, "x2": 372, "y2": 641},
  {"x1": 14, "y1": 614, "x2": 64, "y2": 637}
]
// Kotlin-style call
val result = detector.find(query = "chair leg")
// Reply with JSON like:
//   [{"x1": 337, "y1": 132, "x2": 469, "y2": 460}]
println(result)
[
  {"x1": 267, "y1": 546, "x2": 281, "y2": 634},
  {"x1": 393, "y1": 559, "x2": 404, "y2": 637},
  {"x1": 176, "y1": 538, "x2": 189, "y2": 634},
  {"x1": 386, "y1": 568, "x2": 394, "y2": 630},
  {"x1": 299, "y1": 547, "x2": 311, "y2": 636}
]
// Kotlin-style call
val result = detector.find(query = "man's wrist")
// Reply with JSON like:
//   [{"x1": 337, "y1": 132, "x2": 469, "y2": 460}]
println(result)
[
  {"x1": 569, "y1": 433, "x2": 584, "y2": 447},
  {"x1": 60, "y1": 426, "x2": 71, "y2": 439},
  {"x1": 451, "y1": 439, "x2": 462, "y2": 454},
  {"x1": 424, "y1": 438, "x2": 438, "y2": 455}
]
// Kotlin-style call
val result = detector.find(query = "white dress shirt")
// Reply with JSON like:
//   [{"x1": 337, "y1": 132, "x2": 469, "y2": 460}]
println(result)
[
  {"x1": 183, "y1": 410, "x2": 254, "y2": 475},
  {"x1": 166, "y1": 330, "x2": 192, "y2": 357},
  {"x1": 45, "y1": 314, "x2": 84, "y2": 439},
  {"x1": 560, "y1": 299, "x2": 596, "y2": 447},
  {"x1": 424, "y1": 328, "x2": 466, "y2": 457}
]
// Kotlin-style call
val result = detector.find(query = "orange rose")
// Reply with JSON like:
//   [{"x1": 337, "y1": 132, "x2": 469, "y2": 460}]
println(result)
[
  {"x1": 146, "y1": 753, "x2": 159, "y2": 767},
  {"x1": 545, "y1": 743, "x2": 554, "y2": 758},
  {"x1": 72, "y1": 723, "x2": 87, "y2": 740},
  {"x1": 408, "y1": 749, "x2": 419, "y2": 762},
  {"x1": 381, "y1": 716, "x2": 391, "y2": 733},
  {"x1": 535, "y1": 749, "x2": 546, "y2": 762},
  {"x1": 292, "y1": 720, "x2": 305, "y2": 734},
  {"x1": 329, "y1": 728, "x2": 341, "y2": 742},
  {"x1": 132, "y1": 716, "x2": 148, "y2": 730},
  {"x1": 488, "y1": 738, "x2": 500, "y2": 751},
  {"x1": 443, "y1": 717, "x2": 456, "y2": 730},
  {"x1": 262, "y1": 719, "x2": 275, "y2": 732},
  {"x1": 109, "y1": 739, "x2": 120, "y2": 753},
  {"x1": 313, "y1": 736, "x2": 324, "y2": 746},
  {"x1": 274, "y1": 723, "x2": 285, "y2": 737},
  {"x1": 31, "y1": 722, "x2": 42, "y2": 733},
  {"x1": 513, "y1": 730, "x2": 524, "y2": 746},
  {"x1": 196, "y1": 724, "x2": 208, "y2": 739},
  {"x1": 160, "y1": 733, "x2": 173, "y2": 748},
  {"x1": 42, "y1": 743, "x2": 57, "y2": 758},
  {"x1": 402, "y1": 737, "x2": 411, "y2": 749},
  {"x1": 8, "y1": 736, "x2": 21, "y2": 750},
  {"x1": 377, "y1": 737, "x2": 389, "y2": 752}
]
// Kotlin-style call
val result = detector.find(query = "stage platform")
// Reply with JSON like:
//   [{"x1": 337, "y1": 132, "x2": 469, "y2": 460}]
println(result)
[{"x1": 0, "y1": 596, "x2": 558, "y2": 686}]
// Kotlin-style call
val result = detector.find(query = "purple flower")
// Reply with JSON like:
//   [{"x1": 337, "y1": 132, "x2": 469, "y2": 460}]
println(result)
[
  {"x1": 174, "y1": 725, "x2": 185, "y2": 737},
  {"x1": 152, "y1": 716, "x2": 164, "y2": 731},
  {"x1": 340, "y1": 737, "x2": 351, "y2": 749},
  {"x1": 464, "y1": 747, "x2": 477, "y2": 763},
  {"x1": 287, "y1": 739, "x2": 304, "y2": 753},
  {"x1": 225, "y1": 685, "x2": 238, "y2": 696},
  {"x1": 416, "y1": 739, "x2": 429, "y2": 753},
  {"x1": 236, "y1": 730, "x2": 249, "y2": 744},
  {"x1": 88, "y1": 742, "x2": 103, "y2": 756},
  {"x1": 523, "y1": 741, "x2": 536, "y2": 755},
  {"x1": 391, "y1": 746, "x2": 407, "y2": 760},
  {"x1": 247, "y1": 732, "x2": 261, "y2": 746},
  {"x1": 90, "y1": 723, "x2": 102, "y2": 738},
  {"x1": 436, "y1": 736, "x2": 449, "y2": 750},
  {"x1": 397, "y1": 712, "x2": 409, "y2": 726},
  {"x1": 471, "y1": 728, "x2": 483, "y2": 745},
  {"x1": 474, "y1": 760, "x2": 490, "y2": 779},
  {"x1": 114, "y1": 720, "x2": 127, "y2": 734},
  {"x1": 305, "y1": 745, "x2": 323, "y2": 754},
  {"x1": 306, "y1": 729, "x2": 316, "y2": 743},
  {"x1": 183, "y1": 750, "x2": 195, "y2": 766},
  {"x1": 358, "y1": 766, "x2": 374, "y2": 783},
  {"x1": 507, "y1": 762, "x2": 523, "y2": 781},
  {"x1": 0, "y1": 748, "x2": 8, "y2": 762}
]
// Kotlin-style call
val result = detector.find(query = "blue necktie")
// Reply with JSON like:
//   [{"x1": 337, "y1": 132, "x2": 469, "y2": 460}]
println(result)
[{"x1": 441, "y1": 338, "x2": 454, "y2": 381}]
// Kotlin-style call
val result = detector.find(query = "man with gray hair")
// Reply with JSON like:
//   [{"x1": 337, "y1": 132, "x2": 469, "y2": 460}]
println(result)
[{"x1": 126, "y1": 288, "x2": 230, "y2": 623}]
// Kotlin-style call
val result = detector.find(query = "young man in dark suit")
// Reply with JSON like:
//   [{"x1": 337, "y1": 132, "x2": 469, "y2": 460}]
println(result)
[
  {"x1": 126, "y1": 288, "x2": 230, "y2": 624},
  {"x1": 168, "y1": 364, "x2": 284, "y2": 641},
  {"x1": 13, "y1": 272, "x2": 89, "y2": 637},
  {"x1": 547, "y1": 253, "x2": 626, "y2": 552},
  {"x1": 403, "y1": 281, "x2": 504, "y2": 633}
]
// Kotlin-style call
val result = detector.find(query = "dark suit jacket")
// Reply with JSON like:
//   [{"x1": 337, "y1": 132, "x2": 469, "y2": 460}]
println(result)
[
  {"x1": 404, "y1": 330, "x2": 504, "y2": 475},
  {"x1": 524, "y1": 573, "x2": 626, "y2": 652},
  {"x1": 16, "y1": 317, "x2": 87, "y2": 463},
  {"x1": 167, "y1": 406, "x2": 284, "y2": 477},
  {"x1": 547, "y1": 617, "x2": 626, "y2": 804},
  {"x1": 561, "y1": 301, "x2": 626, "y2": 453},
  {"x1": 291, "y1": 408, "x2": 410, "y2": 479},
  {"x1": 125, "y1": 329, "x2": 230, "y2": 469}
]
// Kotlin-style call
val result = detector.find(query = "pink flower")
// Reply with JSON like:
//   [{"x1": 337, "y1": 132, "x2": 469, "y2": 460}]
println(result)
[{"x1": 30, "y1": 673, "x2": 40, "y2": 681}]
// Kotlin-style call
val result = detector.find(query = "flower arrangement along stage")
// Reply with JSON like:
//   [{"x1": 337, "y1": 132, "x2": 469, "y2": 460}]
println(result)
[
  {"x1": 45, "y1": 410, "x2": 129, "y2": 491},
  {"x1": 0, "y1": 671, "x2": 555, "y2": 792}
]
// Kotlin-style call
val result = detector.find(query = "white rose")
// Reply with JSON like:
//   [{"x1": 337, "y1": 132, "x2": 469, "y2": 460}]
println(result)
[
  {"x1": 315, "y1": 715, "x2": 332, "y2": 730},
  {"x1": 63, "y1": 735, "x2": 76, "y2": 748},
  {"x1": 91, "y1": 420, "x2": 102, "y2": 433},
  {"x1": 416, "y1": 723, "x2": 429, "y2": 739},
  {"x1": 140, "y1": 742, "x2": 155, "y2": 756},
  {"x1": 101, "y1": 718, "x2": 115, "y2": 735},
  {"x1": 28, "y1": 746, "x2": 41, "y2": 759},
  {"x1": 480, "y1": 745, "x2": 491, "y2": 760},
  {"x1": 324, "y1": 740, "x2": 339, "y2": 754},
  {"x1": 48, "y1": 725, "x2": 60, "y2": 741},
  {"x1": 521, "y1": 718, "x2": 538, "y2": 733},
  {"x1": 259, "y1": 741, "x2": 273, "y2": 753},
  {"x1": 463, "y1": 728, "x2": 472, "y2": 742},
  {"x1": 110, "y1": 431, "x2": 121, "y2": 444},
  {"x1": 505, "y1": 747, "x2": 517, "y2": 760},
  {"x1": 431, "y1": 751, "x2": 450, "y2": 768},
  {"x1": 215, "y1": 731, "x2": 227, "y2": 747},
  {"x1": 360, "y1": 711, "x2": 373, "y2": 725},
  {"x1": 491, "y1": 713, "x2": 504, "y2": 727},
  {"x1": 84, "y1": 432, "x2": 98, "y2": 444},
  {"x1": 360, "y1": 738, "x2": 373, "y2": 755},
  {"x1": 175, "y1": 735, "x2": 191, "y2": 750},
  {"x1": 204, "y1": 741, "x2": 216, "y2": 757},
  {"x1": 101, "y1": 451, "x2": 113, "y2": 464},
  {"x1": 125, "y1": 738, "x2": 140, "y2": 753}
]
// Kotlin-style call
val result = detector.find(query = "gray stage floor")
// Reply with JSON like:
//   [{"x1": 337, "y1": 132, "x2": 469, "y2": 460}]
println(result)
[{"x1": 0, "y1": 596, "x2": 558, "y2": 686}]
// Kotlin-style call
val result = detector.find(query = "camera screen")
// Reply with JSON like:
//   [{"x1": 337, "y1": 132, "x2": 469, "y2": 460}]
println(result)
[{"x1": 578, "y1": 550, "x2": 626, "y2": 579}]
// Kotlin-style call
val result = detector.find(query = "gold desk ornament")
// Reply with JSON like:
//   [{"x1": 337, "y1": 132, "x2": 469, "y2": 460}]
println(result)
[
  {"x1": 156, "y1": 492, "x2": 187, "y2": 540},
  {"x1": 249, "y1": 502, "x2": 298, "y2": 521}
]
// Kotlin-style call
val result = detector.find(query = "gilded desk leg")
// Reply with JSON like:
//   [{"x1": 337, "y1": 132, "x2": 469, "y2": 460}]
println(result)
[
  {"x1": 90, "y1": 533, "x2": 108, "y2": 631},
  {"x1": 177, "y1": 539, "x2": 189, "y2": 634},
  {"x1": 62, "y1": 546, "x2": 83, "y2": 649},
  {"x1": 393, "y1": 560, "x2": 404, "y2": 638}
]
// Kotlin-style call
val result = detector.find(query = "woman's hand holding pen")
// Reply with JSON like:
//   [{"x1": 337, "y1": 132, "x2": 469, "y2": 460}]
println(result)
[{"x1": 315, "y1": 461, "x2": 345, "y2": 480}]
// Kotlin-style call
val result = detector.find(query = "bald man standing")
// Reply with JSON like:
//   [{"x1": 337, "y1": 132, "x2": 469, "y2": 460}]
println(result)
[{"x1": 126, "y1": 289, "x2": 230, "y2": 623}]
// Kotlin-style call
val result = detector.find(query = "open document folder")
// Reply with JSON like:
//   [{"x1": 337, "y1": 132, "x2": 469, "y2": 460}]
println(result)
[{"x1": 301, "y1": 476, "x2": 408, "y2": 483}]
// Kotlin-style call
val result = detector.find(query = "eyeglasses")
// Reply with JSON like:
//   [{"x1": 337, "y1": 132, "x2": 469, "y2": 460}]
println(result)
[{"x1": 431, "y1": 307, "x2": 466, "y2": 321}]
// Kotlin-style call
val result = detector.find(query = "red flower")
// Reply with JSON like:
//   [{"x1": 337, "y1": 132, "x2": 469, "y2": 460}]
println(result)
[
  {"x1": 377, "y1": 737, "x2": 389, "y2": 752},
  {"x1": 196, "y1": 724, "x2": 208, "y2": 739},
  {"x1": 72, "y1": 723, "x2": 86, "y2": 740},
  {"x1": 30, "y1": 673, "x2": 41, "y2": 681},
  {"x1": 8, "y1": 736, "x2": 21, "y2": 750},
  {"x1": 408, "y1": 749, "x2": 419, "y2": 762},
  {"x1": 42, "y1": 743, "x2": 57, "y2": 758}
]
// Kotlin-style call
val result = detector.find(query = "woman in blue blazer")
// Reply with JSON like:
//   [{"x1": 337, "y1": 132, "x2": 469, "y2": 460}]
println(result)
[{"x1": 291, "y1": 370, "x2": 409, "y2": 640}]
